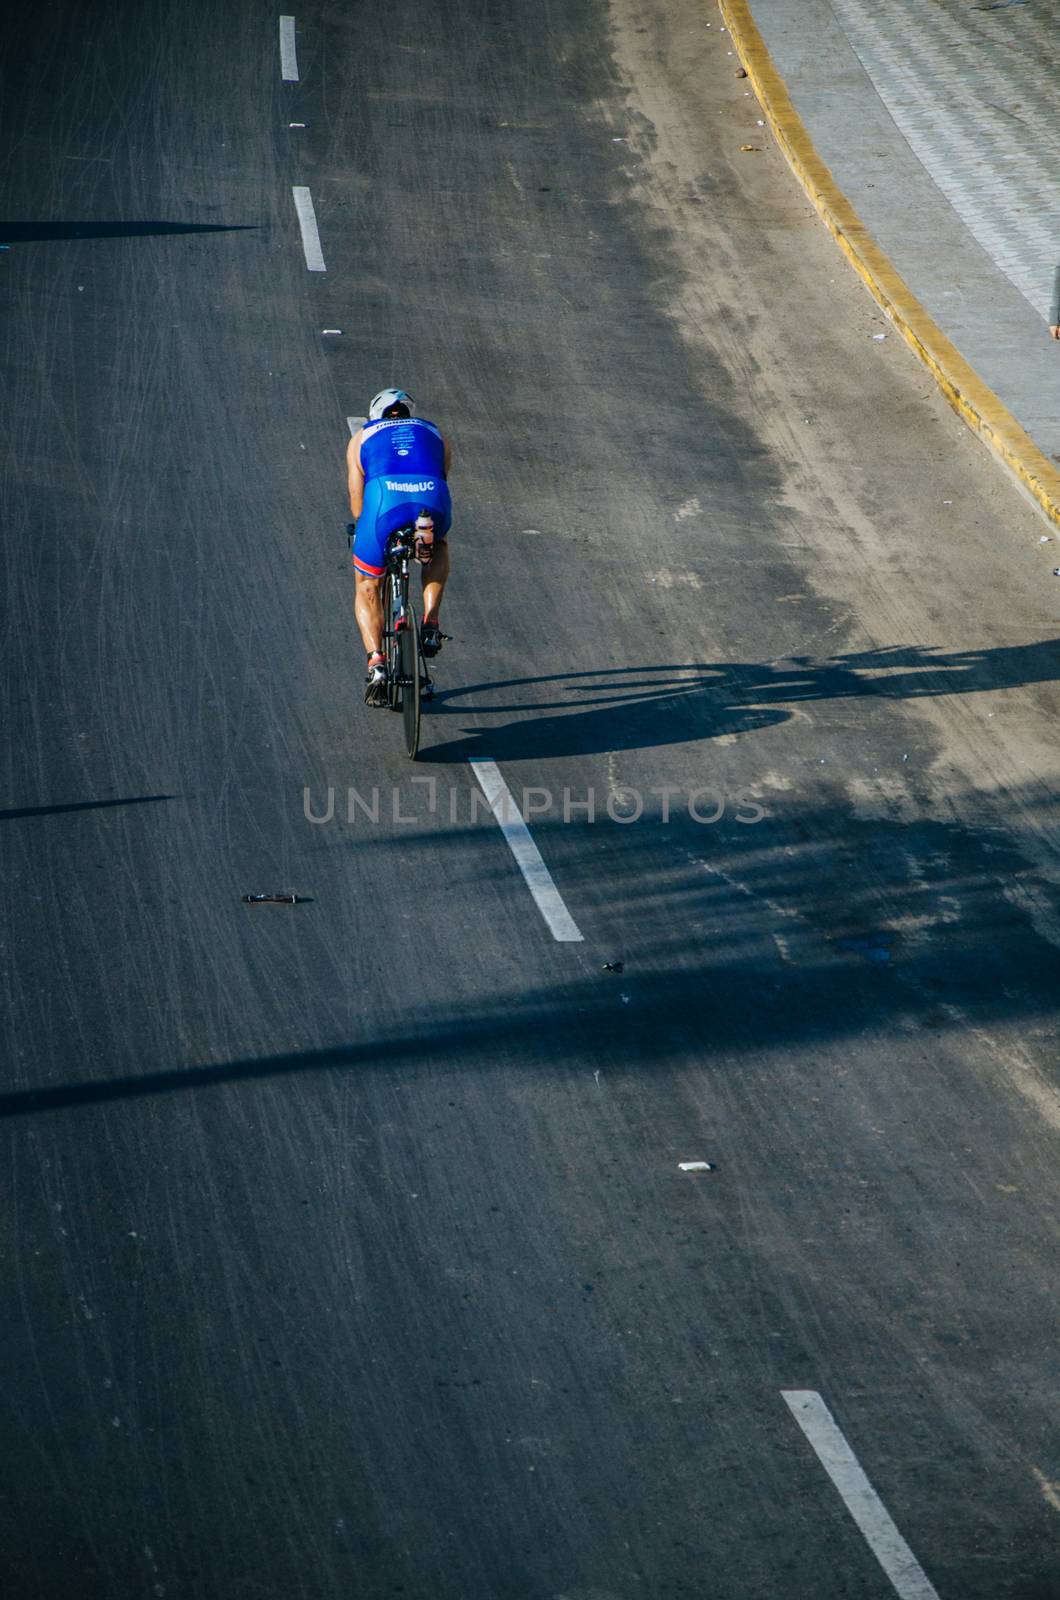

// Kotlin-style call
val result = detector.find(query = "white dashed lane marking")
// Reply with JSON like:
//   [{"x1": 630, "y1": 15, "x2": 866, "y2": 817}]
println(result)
[
  {"x1": 279, "y1": 16, "x2": 299, "y2": 82},
  {"x1": 783, "y1": 1391, "x2": 941, "y2": 1600},
  {"x1": 292, "y1": 186, "x2": 325, "y2": 272},
  {"x1": 469, "y1": 759, "x2": 584, "y2": 942}
]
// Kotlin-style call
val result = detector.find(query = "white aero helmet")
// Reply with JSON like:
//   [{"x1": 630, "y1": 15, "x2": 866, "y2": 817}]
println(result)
[{"x1": 368, "y1": 387, "x2": 415, "y2": 421}]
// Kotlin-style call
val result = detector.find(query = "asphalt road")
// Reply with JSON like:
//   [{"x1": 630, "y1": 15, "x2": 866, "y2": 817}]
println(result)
[{"x1": 2, "y1": 0, "x2": 1059, "y2": 1596}]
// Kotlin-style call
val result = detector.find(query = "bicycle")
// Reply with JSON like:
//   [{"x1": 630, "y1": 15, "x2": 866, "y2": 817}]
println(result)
[
  {"x1": 347, "y1": 518, "x2": 449, "y2": 759},
  {"x1": 382, "y1": 523, "x2": 432, "y2": 758}
]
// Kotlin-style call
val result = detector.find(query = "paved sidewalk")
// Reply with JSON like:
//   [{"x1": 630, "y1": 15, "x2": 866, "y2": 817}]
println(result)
[{"x1": 740, "y1": 0, "x2": 1060, "y2": 467}]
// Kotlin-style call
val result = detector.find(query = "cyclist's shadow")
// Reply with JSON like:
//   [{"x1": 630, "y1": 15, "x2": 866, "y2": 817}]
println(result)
[
  {"x1": 419, "y1": 664, "x2": 786, "y2": 763},
  {"x1": 419, "y1": 637, "x2": 1060, "y2": 762}
]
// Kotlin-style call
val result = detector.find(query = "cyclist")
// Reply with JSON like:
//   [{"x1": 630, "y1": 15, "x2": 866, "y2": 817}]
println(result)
[{"x1": 346, "y1": 388, "x2": 452, "y2": 705}]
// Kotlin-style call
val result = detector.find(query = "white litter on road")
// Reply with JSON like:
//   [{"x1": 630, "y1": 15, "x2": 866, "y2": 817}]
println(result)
[
  {"x1": 469, "y1": 758, "x2": 583, "y2": 942},
  {"x1": 678, "y1": 1161, "x2": 715, "y2": 1172},
  {"x1": 279, "y1": 16, "x2": 299, "y2": 81},
  {"x1": 782, "y1": 1391, "x2": 941, "y2": 1599},
  {"x1": 292, "y1": 187, "x2": 326, "y2": 271}
]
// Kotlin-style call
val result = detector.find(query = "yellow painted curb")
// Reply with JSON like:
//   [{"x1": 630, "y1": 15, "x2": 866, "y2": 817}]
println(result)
[{"x1": 717, "y1": 0, "x2": 1060, "y2": 529}]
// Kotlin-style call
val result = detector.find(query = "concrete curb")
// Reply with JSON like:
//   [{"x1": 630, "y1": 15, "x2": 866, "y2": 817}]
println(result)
[{"x1": 718, "y1": 0, "x2": 1060, "y2": 530}]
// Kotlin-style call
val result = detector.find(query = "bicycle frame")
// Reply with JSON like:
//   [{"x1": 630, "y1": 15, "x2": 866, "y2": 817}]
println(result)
[
  {"x1": 384, "y1": 528, "x2": 418, "y2": 682},
  {"x1": 381, "y1": 527, "x2": 432, "y2": 756}
]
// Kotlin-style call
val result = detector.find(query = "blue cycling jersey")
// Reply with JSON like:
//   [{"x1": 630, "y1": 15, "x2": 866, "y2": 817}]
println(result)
[
  {"x1": 360, "y1": 416, "x2": 446, "y2": 484},
  {"x1": 352, "y1": 414, "x2": 451, "y2": 577}
]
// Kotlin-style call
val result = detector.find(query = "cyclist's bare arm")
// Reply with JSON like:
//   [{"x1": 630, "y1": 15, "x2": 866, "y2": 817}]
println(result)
[{"x1": 346, "y1": 430, "x2": 365, "y2": 520}]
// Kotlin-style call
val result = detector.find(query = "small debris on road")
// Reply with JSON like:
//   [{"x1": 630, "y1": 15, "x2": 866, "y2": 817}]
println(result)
[
  {"x1": 242, "y1": 893, "x2": 306, "y2": 905},
  {"x1": 678, "y1": 1161, "x2": 715, "y2": 1173},
  {"x1": 872, "y1": 333, "x2": 886, "y2": 340},
  {"x1": 1053, "y1": 568, "x2": 1060, "y2": 577},
  {"x1": 321, "y1": 328, "x2": 343, "y2": 336},
  {"x1": 602, "y1": 961, "x2": 624, "y2": 972},
  {"x1": 1039, "y1": 536, "x2": 1051, "y2": 543},
  {"x1": 740, "y1": 145, "x2": 762, "y2": 152},
  {"x1": 736, "y1": 67, "x2": 748, "y2": 77}
]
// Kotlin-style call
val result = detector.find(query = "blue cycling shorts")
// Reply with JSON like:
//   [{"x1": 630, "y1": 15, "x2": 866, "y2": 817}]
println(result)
[{"x1": 353, "y1": 476, "x2": 452, "y2": 577}]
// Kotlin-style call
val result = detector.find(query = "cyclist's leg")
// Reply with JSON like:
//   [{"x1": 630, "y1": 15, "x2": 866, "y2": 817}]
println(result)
[
  {"x1": 420, "y1": 485, "x2": 452, "y2": 630},
  {"x1": 354, "y1": 572, "x2": 384, "y2": 656},
  {"x1": 352, "y1": 481, "x2": 388, "y2": 657},
  {"x1": 421, "y1": 540, "x2": 449, "y2": 627}
]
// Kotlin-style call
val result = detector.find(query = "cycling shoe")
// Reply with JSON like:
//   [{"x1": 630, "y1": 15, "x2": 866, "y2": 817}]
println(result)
[
  {"x1": 364, "y1": 655, "x2": 388, "y2": 707},
  {"x1": 421, "y1": 623, "x2": 444, "y2": 658}
]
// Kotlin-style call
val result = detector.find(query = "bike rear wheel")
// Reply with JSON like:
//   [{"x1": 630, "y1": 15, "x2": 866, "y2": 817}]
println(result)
[
  {"x1": 399, "y1": 610, "x2": 422, "y2": 759},
  {"x1": 382, "y1": 573, "x2": 402, "y2": 713}
]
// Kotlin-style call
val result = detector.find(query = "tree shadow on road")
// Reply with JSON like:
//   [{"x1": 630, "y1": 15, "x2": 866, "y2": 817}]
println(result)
[
  {"x1": 0, "y1": 795, "x2": 176, "y2": 823},
  {"x1": 4, "y1": 776, "x2": 1060, "y2": 1118},
  {"x1": 0, "y1": 221, "x2": 259, "y2": 244}
]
